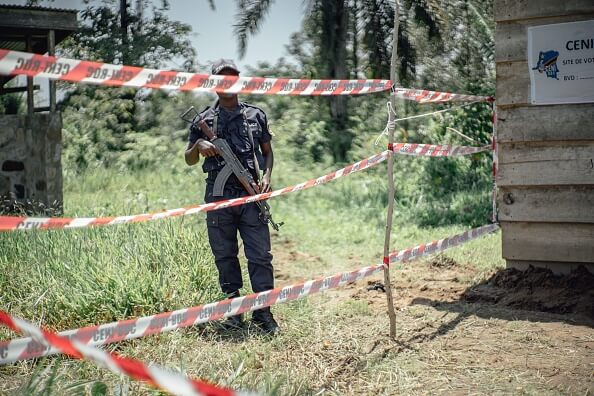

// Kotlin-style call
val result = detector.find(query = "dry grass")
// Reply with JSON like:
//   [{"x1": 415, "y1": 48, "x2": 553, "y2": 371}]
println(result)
[
  {"x1": 1, "y1": 168, "x2": 592, "y2": 395},
  {"x1": 3, "y1": 249, "x2": 593, "y2": 396}
]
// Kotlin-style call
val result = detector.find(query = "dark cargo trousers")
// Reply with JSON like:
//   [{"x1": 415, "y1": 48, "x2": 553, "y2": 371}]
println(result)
[{"x1": 205, "y1": 183, "x2": 274, "y2": 295}]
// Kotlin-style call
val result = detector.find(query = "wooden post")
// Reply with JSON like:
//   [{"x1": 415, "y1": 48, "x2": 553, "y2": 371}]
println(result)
[
  {"x1": 382, "y1": 1, "x2": 400, "y2": 340},
  {"x1": 120, "y1": 0, "x2": 129, "y2": 65},
  {"x1": 48, "y1": 29, "x2": 56, "y2": 113},
  {"x1": 491, "y1": 101, "x2": 497, "y2": 223},
  {"x1": 26, "y1": 35, "x2": 34, "y2": 115}
]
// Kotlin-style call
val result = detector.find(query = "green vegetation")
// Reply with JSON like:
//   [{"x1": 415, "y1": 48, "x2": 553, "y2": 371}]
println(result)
[
  {"x1": 0, "y1": 150, "x2": 503, "y2": 395},
  {"x1": 0, "y1": 1, "x2": 507, "y2": 394},
  {"x1": 0, "y1": 133, "x2": 498, "y2": 327}
]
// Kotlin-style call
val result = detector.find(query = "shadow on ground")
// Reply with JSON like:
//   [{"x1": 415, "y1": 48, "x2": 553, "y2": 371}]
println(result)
[{"x1": 409, "y1": 264, "x2": 594, "y2": 338}]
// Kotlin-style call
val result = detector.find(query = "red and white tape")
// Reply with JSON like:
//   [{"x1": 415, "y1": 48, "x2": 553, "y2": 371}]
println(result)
[
  {"x1": 0, "y1": 223, "x2": 499, "y2": 365},
  {"x1": 0, "y1": 50, "x2": 491, "y2": 101},
  {"x1": 392, "y1": 87, "x2": 493, "y2": 103},
  {"x1": 0, "y1": 311, "x2": 254, "y2": 396},
  {"x1": 387, "y1": 223, "x2": 499, "y2": 264},
  {"x1": 389, "y1": 142, "x2": 491, "y2": 157},
  {"x1": 0, "y1": 266, "x2": 385, "y2": 364},
  {"x1": 0, "y1": 151, "x2": 389, "y2": 231},
  {"x1": 0, "y1": 49, "x2": 389, "y2": 96}
]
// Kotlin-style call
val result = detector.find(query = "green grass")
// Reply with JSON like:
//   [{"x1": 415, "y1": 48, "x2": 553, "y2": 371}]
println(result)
[
  {"x1": 0, "y1": 143, "x2": 505, "y2": 395},
  {"x1": 1, "y1": 152, "x2": 223, "y2": 332}
]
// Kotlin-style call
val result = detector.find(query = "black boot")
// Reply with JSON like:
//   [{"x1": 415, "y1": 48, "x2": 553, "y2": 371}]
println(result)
[
  {"x1": 252, "y1": 307, "x2": 280, "y2": 335},
  {"x1": 222, "y1": 313, "x2": 244, "y2": 330},
  {"x1": 221, "y1": 291, "x2": 244, "y2": 330}
]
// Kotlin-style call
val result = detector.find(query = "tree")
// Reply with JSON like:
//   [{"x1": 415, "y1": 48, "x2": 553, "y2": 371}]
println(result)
[
  {"x1": 61, "y1": 0, "x2": 196, "y2": 70},
  {"x1": 53, "y1": 1, "x2": 200, "y2": 170},
  {"x1": 232, "y1": 0, "x2": 448, "y2": 161}
]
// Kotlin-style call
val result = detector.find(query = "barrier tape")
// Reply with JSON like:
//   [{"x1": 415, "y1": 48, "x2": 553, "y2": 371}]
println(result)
[
  {"x1": 0, "y1": 223, "x2": 499, "y2": 365},
  {"x1": 388, "y1": 223, "x2": 499, "y2": 264},
  {"x1": 0, "y1": 50, "x2": 491, "y2": 101},
  {"x1": 392, "y1": 87, "x2": 493, "y2": 103},
  {"x1": 0, "y1": 312, "x2": 254, "y2": 396},
  {"x1": 0, "y1": 151, "x2": 389, "y2": 232},
  {"x1": 390, "y1": 100, "x2": 484, "y2": 123},
  {"x1": 389, "y1": 142, "x2": 491, "y2": 157},
  {"x1": 0, "y1": 49, "x2": 389, "y2": 96}
]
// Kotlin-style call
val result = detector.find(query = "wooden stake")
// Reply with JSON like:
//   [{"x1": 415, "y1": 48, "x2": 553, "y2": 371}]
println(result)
[
  {"x1": 382, "y1": 1, "x2": 400, "y2": 340},
  {"x1": 492, "y1": 100, "x2": 498, "y2": 224},
  {"x1": 48, "y1": 29, "x2": 56, "y2": 113},
  {"x1": 26, "y1": 35, "x2": 34, "y2": 115}
]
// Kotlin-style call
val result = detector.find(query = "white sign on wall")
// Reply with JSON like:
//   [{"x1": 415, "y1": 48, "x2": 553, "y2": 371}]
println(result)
[{"x1": 528, "y1": 19, "x2": 594, "y2": 105}]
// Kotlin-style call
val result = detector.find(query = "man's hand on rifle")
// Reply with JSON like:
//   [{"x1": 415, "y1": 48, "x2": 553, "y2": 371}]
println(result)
[
  {"x1": 260, "y1": 171, "x2": 272, "y2": 193},
  {"x1": 195, "y1": 138, "x2": 219, "y2": 157}
]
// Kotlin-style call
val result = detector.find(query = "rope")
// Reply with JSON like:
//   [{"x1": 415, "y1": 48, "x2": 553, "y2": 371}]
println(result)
[
  {"x1": 375, "y1": 102, "x2": 398, "y2": 146},
  {"x1": 374, "y1": 100, "x2": 484, "y2": 146},
  {"x1": 446, "y1": 127, "x2": 482, "y2": 145}
]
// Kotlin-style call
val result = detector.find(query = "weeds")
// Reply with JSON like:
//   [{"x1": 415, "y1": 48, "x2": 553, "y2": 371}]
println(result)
[{"x1": 4, "y1": 147, "x2": 589, "y2": 395}]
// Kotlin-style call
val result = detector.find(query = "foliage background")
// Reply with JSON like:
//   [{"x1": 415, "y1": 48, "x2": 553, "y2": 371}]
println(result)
[
  {"x1": 1, "y1": 0, "x2": 498, "y2": 320},
  {"x1": 6, "y1": 0, "x2": 495, "y2": 227},
  {"x1": 0, "y1": 2, "x2": 506, "y2": 394}
]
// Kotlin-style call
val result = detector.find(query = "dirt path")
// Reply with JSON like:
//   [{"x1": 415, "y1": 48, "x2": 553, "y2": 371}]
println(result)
[{"x1": 271, "y1": 238, "x2": 594, "y2": 395}]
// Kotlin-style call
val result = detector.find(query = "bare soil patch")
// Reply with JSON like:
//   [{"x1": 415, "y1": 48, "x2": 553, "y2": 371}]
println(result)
[
  {"x1": 271, "y1": 244, "x2": 594, "y2": 394},
  {"x1": 463, "y1": 265, "x2": 594, "y2": 320},
  {"x1": 4, "y1": 239, "x2": 591, "y2": 395}
]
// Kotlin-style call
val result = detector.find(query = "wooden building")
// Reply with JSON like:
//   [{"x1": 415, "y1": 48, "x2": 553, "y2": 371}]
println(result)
[{"x1": 495, "y1": 1, "x2": 594, "y2": 273}]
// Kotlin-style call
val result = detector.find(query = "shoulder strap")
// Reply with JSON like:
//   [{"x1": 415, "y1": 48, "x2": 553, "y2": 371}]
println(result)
[
  {"x1": 213, "y1": 110, "x2": 219, "y2": 138},
  {"x1": 242, "y1": 107, "x2": 261, "y2": 182},
  {"x1": 210, "y1": 100, "x2": 221, "y2": 138}
]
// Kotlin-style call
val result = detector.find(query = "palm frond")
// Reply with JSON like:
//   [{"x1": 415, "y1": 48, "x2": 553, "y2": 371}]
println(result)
[
  {"x1": 359, "y1": 0, "x2": 394, "y2": 78},
  {"x1": 233, "y1": 0, "x2": 274, "y2": 59},
  {"x1": 402, "y1": 0, "x2": 449, "y2": 38}
]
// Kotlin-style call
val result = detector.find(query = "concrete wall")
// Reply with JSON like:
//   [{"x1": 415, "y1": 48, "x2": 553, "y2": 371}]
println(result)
[
  {"x1": 0, "y1": 112, "x2": 62, "y2": 212},
  {"x1": 495, "y1": 0, "x2": 594, "y2": 273}
]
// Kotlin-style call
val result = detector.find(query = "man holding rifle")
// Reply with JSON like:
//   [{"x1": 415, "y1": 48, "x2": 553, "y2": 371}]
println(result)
[{"x1": 184, "y1": 59, "x2": 279, "y2": 334}]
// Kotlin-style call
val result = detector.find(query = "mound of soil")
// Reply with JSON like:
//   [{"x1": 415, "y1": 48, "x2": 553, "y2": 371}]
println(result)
[
  {"x1": 462, "y1": 265, "x2": 594, "y2": 319},
  {"x1": 429, "y1": 254, "x2": 457, "y2": 269}
]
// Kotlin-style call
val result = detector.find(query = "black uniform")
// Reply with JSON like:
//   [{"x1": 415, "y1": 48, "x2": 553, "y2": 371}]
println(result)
[{"x1": 188, "y1": 102, "x2": 274, "y2": 296}]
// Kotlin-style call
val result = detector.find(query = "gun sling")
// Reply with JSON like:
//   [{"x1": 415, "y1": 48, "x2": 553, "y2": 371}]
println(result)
[
  {"x1": 195, "y1": 108, "x2": 282, "y2": 231},
  {"x1": 211, "y1": 109, "x2": 260, "y2": 197}
]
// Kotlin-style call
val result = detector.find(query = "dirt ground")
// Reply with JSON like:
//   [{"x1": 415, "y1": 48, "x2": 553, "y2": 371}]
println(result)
[
  {"x1": 273, "y1": 241, "x2": 594, "y2": 395},
  {"x1": 2, "y1": 238, "x2": 592, "y2": 395}
]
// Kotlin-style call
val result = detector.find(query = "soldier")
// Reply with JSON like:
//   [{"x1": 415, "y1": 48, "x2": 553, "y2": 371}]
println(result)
[{"x1": 184, "y1": 59, "x2": 279, "y2": 334}]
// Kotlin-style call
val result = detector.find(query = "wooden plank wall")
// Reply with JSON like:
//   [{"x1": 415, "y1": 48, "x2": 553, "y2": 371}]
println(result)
[{"x1": 495, "y1": 0, "x2": 594, "y2": 271}]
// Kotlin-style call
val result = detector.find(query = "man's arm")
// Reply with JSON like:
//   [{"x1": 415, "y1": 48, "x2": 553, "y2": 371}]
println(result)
[
  {"x1": 185, "y1": 138, "x2": 218, "y2": 166},
  {"x1": 259, "y1": 141, "x2": 274, "y2": 193}
]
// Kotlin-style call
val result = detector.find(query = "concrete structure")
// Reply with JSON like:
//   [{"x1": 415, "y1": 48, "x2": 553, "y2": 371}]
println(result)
[
  {"x1": 495, "y1": 1, "x2": 594, "y2": 273},
  {"x1": 0, "y1": 5, "x2": 77, "y2": 213},
  {"x1": 0, "y1": 113, "x2": 62, "y2": 207}
]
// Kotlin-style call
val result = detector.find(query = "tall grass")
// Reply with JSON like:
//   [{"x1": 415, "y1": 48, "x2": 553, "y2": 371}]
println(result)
[
  {"x1": 0, "y1": 220, "x2": 219, "y2": 330},
  {"x1": 1, "y1": 152, "x2": 222, "y2": 334},
  {"x1": 1, "y1": 140, "x2": 499, "y2": 332},
  {"x1": 0, "y1": 139, "x2": 504, "y2": 395}
]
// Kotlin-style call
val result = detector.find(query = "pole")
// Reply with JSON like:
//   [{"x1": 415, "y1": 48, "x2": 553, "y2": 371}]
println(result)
[
  {"x1": 491, "y1": 100, "x2": 498, "y2": 223},
  {"x1": 48, "y1": 30, "x2": 56, "y2": 113},
  {"x1": 26, "y1": 35, "x2": 34, "y2": 115},
  {"x1": 382, "y1": 1, "x2": 400, "y2": 340},
  {"x1": 121, "y1": 0, "x2": 129, "y2": 65}
]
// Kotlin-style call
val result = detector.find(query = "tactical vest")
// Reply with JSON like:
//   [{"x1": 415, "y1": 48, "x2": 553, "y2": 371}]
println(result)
[{"x1": 197, "y1": 103, "x2": 266, "y2": 180}]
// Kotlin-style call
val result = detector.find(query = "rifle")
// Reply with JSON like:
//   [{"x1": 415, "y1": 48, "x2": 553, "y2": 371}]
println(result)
[{"x1": 181, "y1": 107, "x2": 283, "y2": 231}]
